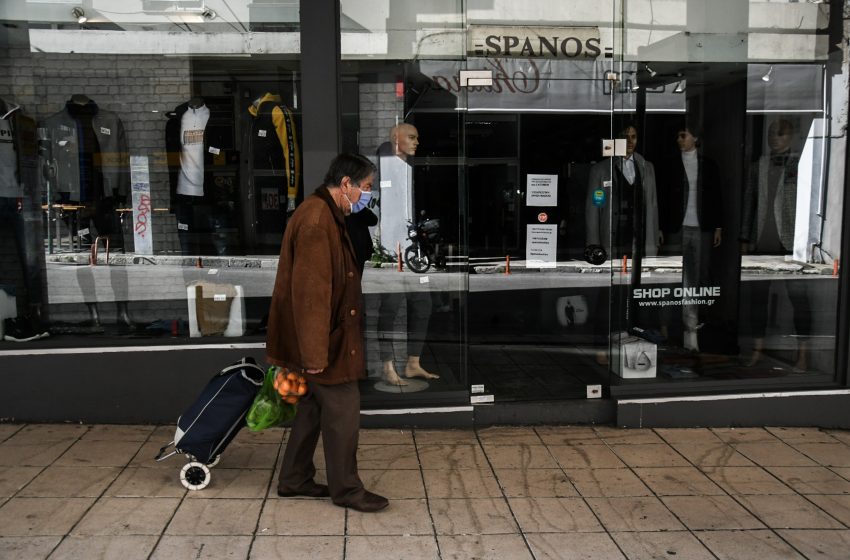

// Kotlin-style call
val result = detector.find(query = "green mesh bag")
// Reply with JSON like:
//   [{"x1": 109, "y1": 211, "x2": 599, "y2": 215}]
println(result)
[{"x1": 246, "y1": 367, "x2": 296, "y2": 431}]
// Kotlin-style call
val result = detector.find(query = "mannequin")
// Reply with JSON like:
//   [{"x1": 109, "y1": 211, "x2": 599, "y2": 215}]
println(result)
[
  {"x1": 0, "y1": 98, "x2": 47, "y2": 339},
  {"x1": 246, "y1": 92, "x2": 300, "y2": 213},
  {"x1": 375, "y1": 123, "x2": 438, "y2": 385},
  {"x1": 659, "y1": 126, "x2": 722, "y2": 352},
  {"x1": 740, "y1": 119, "x2": 809, "y2": 369},
  {"x1": 166, "y1": 96, "x2": 213, "y2": 254}
]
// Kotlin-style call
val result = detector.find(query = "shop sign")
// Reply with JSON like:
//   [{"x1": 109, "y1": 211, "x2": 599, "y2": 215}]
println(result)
[
  {"x1": 526, "y1": 224, "x2": 557, "y2": 268},
  {"x1": 468, "y1": 25, "x2": 604, "y2": 59},
  {"x1": 526, "y1": 174, "x2": 558, "y2": 207}
]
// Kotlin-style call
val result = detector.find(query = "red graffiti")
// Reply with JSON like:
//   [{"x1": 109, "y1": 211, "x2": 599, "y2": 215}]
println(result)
[{"x1": 134, "y1": 194, "x2": 151, "y2": 238}]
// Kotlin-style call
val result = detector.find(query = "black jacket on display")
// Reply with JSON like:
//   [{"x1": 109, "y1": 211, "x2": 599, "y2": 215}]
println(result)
[
  {"x1": 243, "y1": 93, "x2": 300, "y2": 201},
  {"x1": 659, "y1": 153, "x2": 723, "y2": 235},
  {"x1": 41, "y1": 99, "x2": 128, "y2": 203}
]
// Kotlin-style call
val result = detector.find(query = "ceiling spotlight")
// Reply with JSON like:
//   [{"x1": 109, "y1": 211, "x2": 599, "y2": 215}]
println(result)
[
  {"x1": 631, "y1": 82, "x2": 640, "y2": 92},
  {"x1": 673, "y1": 80, "x2": 685, "y2": 93},
  {"x1": 645, "y1": 64, "x2": 657, "y2": 77},
  {"x1": 202, "y1": 8, "x2": 217, "y2": 19},
  {"x1": 72, "y1": 7, "x2": 87, "y2": 24},
  {"x1": 761, "y1": 65, "x2": 774, "y2": 83}
]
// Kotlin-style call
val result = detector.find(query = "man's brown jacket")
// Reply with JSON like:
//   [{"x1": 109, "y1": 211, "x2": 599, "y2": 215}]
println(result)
[{"x1": 266, "y1": 186, "x2": 365, "y2": 385}]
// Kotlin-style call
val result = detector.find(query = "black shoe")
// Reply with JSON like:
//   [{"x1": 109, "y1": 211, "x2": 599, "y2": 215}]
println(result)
[
  {"x1": 3, "y1": 317, "x2": 49, "y2": 342},
  {"x1": 336, "y1": 490, "x2": 389, "y2": 513},
  {"x1": 277, "y1": 482, "x2": 330, "y2": 498}
]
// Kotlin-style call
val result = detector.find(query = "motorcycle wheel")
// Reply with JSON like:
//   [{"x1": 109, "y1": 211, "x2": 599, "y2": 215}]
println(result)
[{"x1": 404, "y1": 245, "x2": 432, "y2": 273}]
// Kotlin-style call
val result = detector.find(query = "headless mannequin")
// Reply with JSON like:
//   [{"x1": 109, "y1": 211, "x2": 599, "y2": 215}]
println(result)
[{"x1": 378, "y1": 124, "x2": 439, "y2": 386}]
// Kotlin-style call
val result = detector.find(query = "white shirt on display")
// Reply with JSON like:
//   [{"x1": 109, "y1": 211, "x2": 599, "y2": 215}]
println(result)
[
  {"x1": 682, "y1": 149, "x2": 700, "y2": 227},
  {"x1": 177, "y1": 104, "x2": 210, "y2": 197}
]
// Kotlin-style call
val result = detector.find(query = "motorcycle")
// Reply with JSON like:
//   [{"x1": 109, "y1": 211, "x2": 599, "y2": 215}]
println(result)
[{"x1": 404, "y1": 212, "x2": 445, "y2": 273}]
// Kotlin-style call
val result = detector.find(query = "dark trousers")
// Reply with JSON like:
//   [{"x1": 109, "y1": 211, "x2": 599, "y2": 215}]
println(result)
[{"x1": 278, "y1": 380, "x2": 365, "y2": 504}]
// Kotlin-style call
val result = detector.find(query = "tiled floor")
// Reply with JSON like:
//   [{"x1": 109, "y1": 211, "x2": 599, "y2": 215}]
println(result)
[{"x1": 1, "y1": 424, "x2": 849, "y2": 559}]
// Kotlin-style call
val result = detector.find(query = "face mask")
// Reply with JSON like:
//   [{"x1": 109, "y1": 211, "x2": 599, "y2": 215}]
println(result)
[{"x1": 351, "y1": 190, "x2": 372, "y2": 213}]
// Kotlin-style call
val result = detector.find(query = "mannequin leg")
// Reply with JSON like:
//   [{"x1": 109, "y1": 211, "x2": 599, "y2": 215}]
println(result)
[
  {"x1": 382, "y1": 360, "x2": 407, "y2": 386},
  {"x1": 403, "y1": 293, "x2": 438, "y2": 379}
]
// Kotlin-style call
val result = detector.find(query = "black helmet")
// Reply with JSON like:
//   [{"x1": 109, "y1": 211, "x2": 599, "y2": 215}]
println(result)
[{"x1": 584, "y1": 244, "x2": 607, "y2": 265}]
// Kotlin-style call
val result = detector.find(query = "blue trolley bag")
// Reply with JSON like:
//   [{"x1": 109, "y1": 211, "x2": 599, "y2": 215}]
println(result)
[{"x1": 155, "y1": 357, "x2": 265, "y2": 490}]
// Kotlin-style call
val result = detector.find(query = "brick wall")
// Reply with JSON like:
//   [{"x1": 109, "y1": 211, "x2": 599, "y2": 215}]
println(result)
[{"x1": 358, "y1": 82, "x2": 404, "y2": 157}]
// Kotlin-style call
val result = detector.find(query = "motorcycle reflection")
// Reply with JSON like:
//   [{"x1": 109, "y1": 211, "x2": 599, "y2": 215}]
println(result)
[{"x1": 404, "y1": 211, "x2": 445, "y2": 273}]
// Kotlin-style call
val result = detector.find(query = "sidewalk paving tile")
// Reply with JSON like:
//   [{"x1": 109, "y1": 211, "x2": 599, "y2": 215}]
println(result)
[
  {"x1": 731, "y1": 442, "x2": 819, "y2": 467},
  {"x1": 345, "y1": 535, "x2": 439, "y2": 560},
  {"x1": 764, "y1": 465, "x2": 850, "y2": 494},
  {"x1": 670, "y1": 442, "x2": 755, "y2": 467},
  {"x1": 249, "y1": 535, "x2": 342, "y2": 559},
  {"x1": 258, "y1": 498, "x2": 345, "y2": 535},
  {"x1": 711, "y1": 427, "x2": 778, "y2": 443},
  {"x1": 477, "y1": 426, "x2": 542, "y2": 445},
  {"x1": 0, "y1": 536, "x2": 61, "y2": 559},
  {"x1": 585, "y1": 496, "x2": 685, "y2": 531},
  {"x1": 437, "y1": 534, "x2": 533, "y2": 560},
  {"x1": 18, "y1": 466, "x2": 122, "y2": 497},
  {"x1": 0, "y1": 497, "x2": 95, "y2": 536},
  {"x1": 9, "y1": 425, "x2": 87, "y2": 444},
  {"x1": 535, "y1": 426, "x2": 604, "y2": 446},
  {"x1": 0, "y1": 441, "x2": 76, "y2": 467},
  {"x1": 694, "y1": 529, "x2": 805, "y2": 559},
  {"x1": 661, "y1": 495, "x2": 766, "y2": 530},
  {"x1": 428, "y1": 497, "x2": 518, "y2": 535},
  {"x1": 105, "y1": 466, "x2": 189, "y2": 498},
  {"x1": 524, "y1": 532, "x2": 626, "y2": 560},
  {"x1": 548, "y1": 444, "x2": 626, "y2": 469},
  {"x1": 151, "y1": 535, "x2": 253, "y2": 560},
  {"x1": 80, "y1": 424, "x2": 155, "y2": 442},
  {"x1": 53, "y1": 439, "x2": 143, "y2": 468},
  {"x1": 776, "y1": 529, "x2": 850, "y2": 559},
  {"x1": 610, "y1": 531, "x2": 715, "y2": 560},
  {"x1": 0, "y1": 425, "x2": 23, "y2": 442},
  {"x1": 72, "y1": 497, "x2": 181, "y2": 536},
  {"x1": 347, "y1": 498, "x2": 433, "y2": 535},
  {"x1": 593, "y1": 427, "x2": 666, "y2": 445},
  {"x1": 418, "y1": 444, "x2": 489, "y2": 470},
  {"x1": 413, "y1": 429, "x2": 478, "y2": 445},
  {"x1": 791, "y1": 442, "x2": 850, "y2": 467},
  {"x1": 493, "y1": 467, "x2": 578, "y2": 498},
  {"x1": 654, "y1": 428, "x2": 722, "y2": 444},
  {"x1": 508, "y1": 497, "x2": 602, "y2": 533},
  {"x1": 182, "y1": 468, "x2": 271, "y2": 499},
  {"x1": 608, "y1": 443, "x2": 690, "y2": 468},
  {"x1": 766, "y1": 426, "x2": 841, "y2": 444},
  {"x1": 424, "y1": 467, "x2": 502, "y2": 499},
  {"x1": 563, "y1": 468, "x2": 652, "y2": 497},
  {"x1": 732, "y1": 494, "x2": 846, "y2": 529},
  {"x1": 358, "y1": 469, "x2": 427, "y2": 499},
  {"x1": 805, "y1": 494, "x2": 850, "y2": 526},
  {"x1": 0, "y1": 466, "x2": 42, "y2": 497},
  {"x1": 633, "y1": 466, "x2": 725, "y2": 496},
  {"x1": 48, "y1": 535, "x2": 158, "y2": 560},
  {"x1": 357, "y1": 429, "x2": 414, "y2": 445},
  {"x1": 482, "y1": 444, "x2": 559, "y2": 469},
  {"x1": 165, "y1": 498, "x2": 263, "y2": 536},
  {"x1": 701, "y1": 466, "x2": 796, "y2": 495},
  {"x1": 355, "y1": 444, "x2": 419, "y2": 470}
]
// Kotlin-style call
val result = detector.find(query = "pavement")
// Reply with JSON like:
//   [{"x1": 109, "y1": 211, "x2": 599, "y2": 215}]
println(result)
[{"x1": 1, "y1": 423, "x2": 850, "y2": 559}]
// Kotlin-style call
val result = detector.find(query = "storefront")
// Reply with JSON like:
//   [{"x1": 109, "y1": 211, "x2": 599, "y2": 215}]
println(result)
[{"x1": 1, "y1": 0, "x2": 848, "y2": 427}]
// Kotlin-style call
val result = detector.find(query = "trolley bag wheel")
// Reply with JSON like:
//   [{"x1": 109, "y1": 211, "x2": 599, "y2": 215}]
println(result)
[
  {"x1": 404, "y1": 245, "x2": 431, "y2": 273},
  {"x1": 206, "y1": 454, "x2": 222, "y2": 468},
  {"x1": 180, "y1": 461, "x2": 211, "y2": 490}
]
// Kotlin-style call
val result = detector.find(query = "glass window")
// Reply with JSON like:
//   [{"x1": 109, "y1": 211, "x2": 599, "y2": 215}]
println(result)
[{"x1": 0, "y1": 1, "x2": 300, "y2": 345}]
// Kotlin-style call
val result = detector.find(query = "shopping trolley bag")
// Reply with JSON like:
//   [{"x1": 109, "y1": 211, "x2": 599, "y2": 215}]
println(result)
[{"x1": 154, "y1": 356, "x2": 265, "y2": 490}]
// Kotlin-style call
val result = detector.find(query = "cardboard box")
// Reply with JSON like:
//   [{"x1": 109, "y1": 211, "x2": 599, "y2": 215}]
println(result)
[{"x1": 610, "y1": 331, "x2": 657, "y2": 379}]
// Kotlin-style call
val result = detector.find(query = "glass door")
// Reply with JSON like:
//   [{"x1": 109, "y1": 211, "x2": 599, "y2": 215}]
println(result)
[{"x1": 461, "y1": 41, "x2": 623, "y2": 402}]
